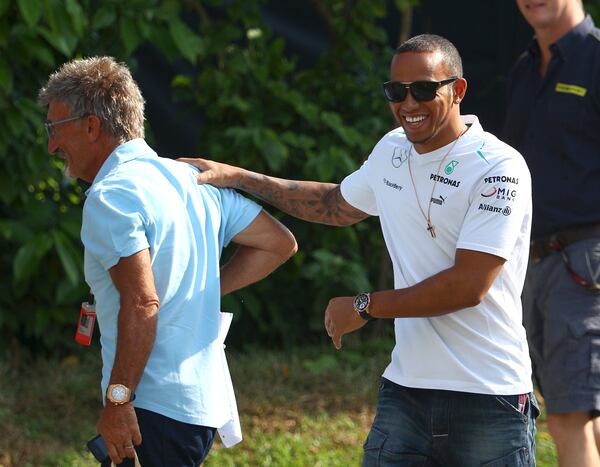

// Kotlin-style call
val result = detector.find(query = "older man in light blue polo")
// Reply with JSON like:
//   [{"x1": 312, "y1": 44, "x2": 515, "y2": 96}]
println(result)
[{"x1": 39, "y1": 56, "x2": 297, "y2": 466}]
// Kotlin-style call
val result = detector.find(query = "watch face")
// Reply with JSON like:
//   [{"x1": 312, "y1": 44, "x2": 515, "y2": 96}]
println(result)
[
  {"x1": 354, "y1": 293, "x2": 369, "y2": 312},
  {"x1": 111, "y1": 385, "x2": 127, "y2": 402}
]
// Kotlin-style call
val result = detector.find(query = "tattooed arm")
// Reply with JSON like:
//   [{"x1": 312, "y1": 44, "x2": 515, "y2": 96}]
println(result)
[{"x1": 178, "y1": 157, "x2": 369, "y2": 226}]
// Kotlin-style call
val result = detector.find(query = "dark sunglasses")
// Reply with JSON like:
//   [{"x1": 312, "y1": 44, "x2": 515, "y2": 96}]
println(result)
[{"x1": 382, "y1": 77, "x2": 458, "y2": 103}]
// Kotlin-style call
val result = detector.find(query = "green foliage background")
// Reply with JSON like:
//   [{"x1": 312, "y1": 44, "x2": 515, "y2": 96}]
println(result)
[
  {"x1": 0, "y1": 0, "x2": 415, "y2": 352},
  {"x1": 1, "y1": 0, "x2": 598, "y2": 353}
]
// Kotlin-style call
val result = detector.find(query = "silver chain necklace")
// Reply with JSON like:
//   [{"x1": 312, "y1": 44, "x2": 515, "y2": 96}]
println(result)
[{"x1": 407, "y1": 127, "x2": 468, "y2": 238}]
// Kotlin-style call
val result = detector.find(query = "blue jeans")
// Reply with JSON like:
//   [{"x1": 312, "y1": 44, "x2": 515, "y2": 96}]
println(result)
[{"x1": 363, "y1": 378, "x2": 539, "y2": 467}]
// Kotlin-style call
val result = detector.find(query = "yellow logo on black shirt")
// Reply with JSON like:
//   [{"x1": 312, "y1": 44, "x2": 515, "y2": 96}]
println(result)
[{"x1": 555, "y1": 83, "x2": 587, "y2": 97}]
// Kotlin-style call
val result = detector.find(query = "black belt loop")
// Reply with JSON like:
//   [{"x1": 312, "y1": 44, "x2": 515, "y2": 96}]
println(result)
[
  {"x1": 529, "y1": 223, "x2": 600, "y2": 292},
  {"x1": 529, "y1": 240, "x2": 558, "y2": 264},
  {"x1": 530, "y1": 223, "x2": 600, "y2": 264}
]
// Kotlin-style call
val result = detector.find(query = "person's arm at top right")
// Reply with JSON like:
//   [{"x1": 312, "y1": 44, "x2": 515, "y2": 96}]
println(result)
[{"x1": 177, "y1": 158, "x2": 369, "y2": 227}]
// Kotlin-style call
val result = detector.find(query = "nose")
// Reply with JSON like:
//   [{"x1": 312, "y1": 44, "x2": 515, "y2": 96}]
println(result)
[
  {"x1": 392, "y1": 92, "x2": 419, "y2": 118},
  {"x1": 401, "y1": 90, "x2": 420, "y2": 110},
  {"x1": 47, "y1": 135, "x2": 58, "y2": 154}
]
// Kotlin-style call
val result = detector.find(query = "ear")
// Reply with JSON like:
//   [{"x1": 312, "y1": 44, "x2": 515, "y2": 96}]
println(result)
[
  {"x1": 452, "y1": 78, "x2": 467, "y2": 104},
  {"x1": 85, "y1": 114, "x2": 102, "y2": 142}
]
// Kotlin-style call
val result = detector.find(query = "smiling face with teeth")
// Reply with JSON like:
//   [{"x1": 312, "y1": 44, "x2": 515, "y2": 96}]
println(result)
[{"x1": 389, "y1": 51, "x2": 467, "y2": 154}]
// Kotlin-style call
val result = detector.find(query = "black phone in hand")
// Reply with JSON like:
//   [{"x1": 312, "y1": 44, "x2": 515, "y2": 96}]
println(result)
[{"x1": 87, "y1": 434, "x2": 109, "y2": 462}]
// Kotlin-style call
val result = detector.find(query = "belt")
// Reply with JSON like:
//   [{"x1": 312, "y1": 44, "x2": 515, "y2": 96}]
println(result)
[{"x1": 530, "y1": 223, "x2": 600, "y2": 263}]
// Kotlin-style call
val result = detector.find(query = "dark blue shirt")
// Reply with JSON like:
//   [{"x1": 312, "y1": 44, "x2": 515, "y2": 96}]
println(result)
[{"x1": 502, "y1": 15, "x2": 600, "y2": 239}]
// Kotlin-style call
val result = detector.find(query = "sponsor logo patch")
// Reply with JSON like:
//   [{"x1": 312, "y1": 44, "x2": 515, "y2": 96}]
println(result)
[
  {"x1": 496, "y1": 188, "x2": 517, "y2": 201},
  {"x1": 444, "y1": 160, "x2": 459, "y2": 175},
  {"x1": 484, "y1": 176, "x2": 519, "y2": 185},
  {"x1": 391, "y1": 147, "x2": 409, "y2": 168},
  {"x1": 383, "y1": 178, "x2": 403, "y2": 191},
  {"x1": 481, "y1": 187, "x2": 517, "y2": 201},
  {"x1": 481, "y1": 187, "x2": 497, "y2": 198},
  {"x1": 477, "y1": 143, "x2": 490, "y2": 164},
  {"x1": 430, "y1": 195, "x2": 446, "y2": 205},
  {"x1": 430, "y1": 173, "x2": 461, "y2": 187},
  {"x1": 478, "y1": 203, "x2": 511, "y2": 216}
]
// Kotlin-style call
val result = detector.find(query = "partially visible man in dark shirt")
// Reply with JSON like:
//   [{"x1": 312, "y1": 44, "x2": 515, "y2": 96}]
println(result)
[{"x1": 503, "y1": 1, "x2": 600, "y2": 466}]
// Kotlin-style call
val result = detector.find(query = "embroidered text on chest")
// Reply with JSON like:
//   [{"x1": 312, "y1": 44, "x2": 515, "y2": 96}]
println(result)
[{"x1": 430, "y1": 174, "x2": 461, "y2": 187}]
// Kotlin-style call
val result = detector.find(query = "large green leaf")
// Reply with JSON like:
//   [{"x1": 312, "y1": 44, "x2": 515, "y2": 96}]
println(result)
[
  {"x1": 92, "y1": 6, "x2": 116, "y2": 30},
  {"x1": 55, "y1": 276, "x2": 86, "y2": 305},
  {"x1": 15, "y1": 97, "x2": 43, "y2": 127},
  {"x1": 13, "y1": 235, "x2": 52, "y2": 283},
  {"x1": 17, "y1": 0, "x2": 42, "y2": 27},
  {"x1": 25, "y1": 37, "x2": 55, "y2": 67},
  {"x1": 39, "y1": 26, "x2": 78, "y2": 56},
  {"x1": 321, "y1": 111, "x2": 362, "y2": 146},
  {"x1": 52, "y1": 229, "x2": 80, "y2": 286},
  {"x1": 260, "y1": 128, "x2": 289, "y2": 171},
  {"x1": 169, "y1": 18, "x2": 203, "y2": 64},
  {"x1": 65, "y1": 0, "x2": 85, "y2": 37},
  {"x1": 119, "y1": 15, "x2": 142, "y2": 56}
]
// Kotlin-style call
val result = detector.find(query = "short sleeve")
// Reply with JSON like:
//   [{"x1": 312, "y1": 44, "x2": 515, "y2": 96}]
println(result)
[
  {"x1": 217, "y1": 187, "x2": 262, "y2": 246},
  {"x1": 340, "y1": 160, "x2": 379, "y2": 216},
  {"x1": 457, "y1": 158, "x2": 532, "y2": 260},
  {"x1": 82, "y1": 190, "x2": 150, "y2": 270}
]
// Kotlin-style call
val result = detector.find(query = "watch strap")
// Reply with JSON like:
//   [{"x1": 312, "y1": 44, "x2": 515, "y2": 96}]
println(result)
[{"x1": 357, "y1": 309, "x2": 375, "y2": 321}]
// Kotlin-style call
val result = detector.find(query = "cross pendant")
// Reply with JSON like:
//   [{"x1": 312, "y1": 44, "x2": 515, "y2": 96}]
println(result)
[{"x1": 427, "y1": 221, "x2": 436, "y2": 238}]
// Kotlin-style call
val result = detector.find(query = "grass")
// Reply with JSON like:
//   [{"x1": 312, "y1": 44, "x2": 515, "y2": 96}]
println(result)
[{"x1": 0, "y1": 336, "x2": 557, "y2": 466}]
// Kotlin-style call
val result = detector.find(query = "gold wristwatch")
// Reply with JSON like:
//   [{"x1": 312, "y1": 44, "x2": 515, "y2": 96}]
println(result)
[{"x1": 106, "y1": 384, "x2": 134, "y2": 405}]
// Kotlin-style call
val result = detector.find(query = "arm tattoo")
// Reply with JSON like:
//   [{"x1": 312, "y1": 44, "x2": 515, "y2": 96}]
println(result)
[{"x1": 235, "y1": 172, "x2": 368, "y2": 226}]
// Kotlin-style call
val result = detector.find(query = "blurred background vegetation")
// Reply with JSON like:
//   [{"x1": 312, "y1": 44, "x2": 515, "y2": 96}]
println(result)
[
  {"x1": 0, "y1": 0, "x2": 599, "y2": 352},
  {"x1": 0, "y1": 0, "x2": 406, "y2": 353}
]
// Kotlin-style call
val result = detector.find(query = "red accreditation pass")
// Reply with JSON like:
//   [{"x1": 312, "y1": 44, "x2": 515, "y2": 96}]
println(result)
[{"x1": 75, "y1": 296, "x2": 96, "y2": 346}]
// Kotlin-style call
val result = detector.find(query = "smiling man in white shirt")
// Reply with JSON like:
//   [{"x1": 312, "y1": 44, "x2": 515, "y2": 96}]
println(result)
[{"x1": 181, "y1": 34, "x2": 537, "y2": 466}]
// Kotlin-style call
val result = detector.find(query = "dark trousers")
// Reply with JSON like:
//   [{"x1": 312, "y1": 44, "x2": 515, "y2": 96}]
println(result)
[{"x1": 103, "y1": 407, "x2": 216, "y2": 467}]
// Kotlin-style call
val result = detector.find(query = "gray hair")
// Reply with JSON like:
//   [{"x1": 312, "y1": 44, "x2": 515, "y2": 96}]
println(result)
[
  {"x1": 38, "y1": 56, "x2": 145, "y2": 141},
  {"x1": 395, "y1": 34, "x2": 463, "y2": 78}
]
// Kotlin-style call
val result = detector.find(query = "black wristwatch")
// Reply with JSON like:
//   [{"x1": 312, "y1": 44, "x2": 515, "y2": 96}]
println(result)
[{"x1": 353, "y1": 292, "x2": 375, "y2": 321}]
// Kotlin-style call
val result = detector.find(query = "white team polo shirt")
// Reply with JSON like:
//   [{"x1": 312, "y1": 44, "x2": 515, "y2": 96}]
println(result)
[{"x1": 341, "y1": 116, "x2": 533, "y2": 395}]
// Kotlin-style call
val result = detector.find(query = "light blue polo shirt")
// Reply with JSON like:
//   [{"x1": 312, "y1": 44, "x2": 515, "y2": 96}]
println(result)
[{"x1": 81, "y1": 138, "x2": 261, "y2": 427}]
